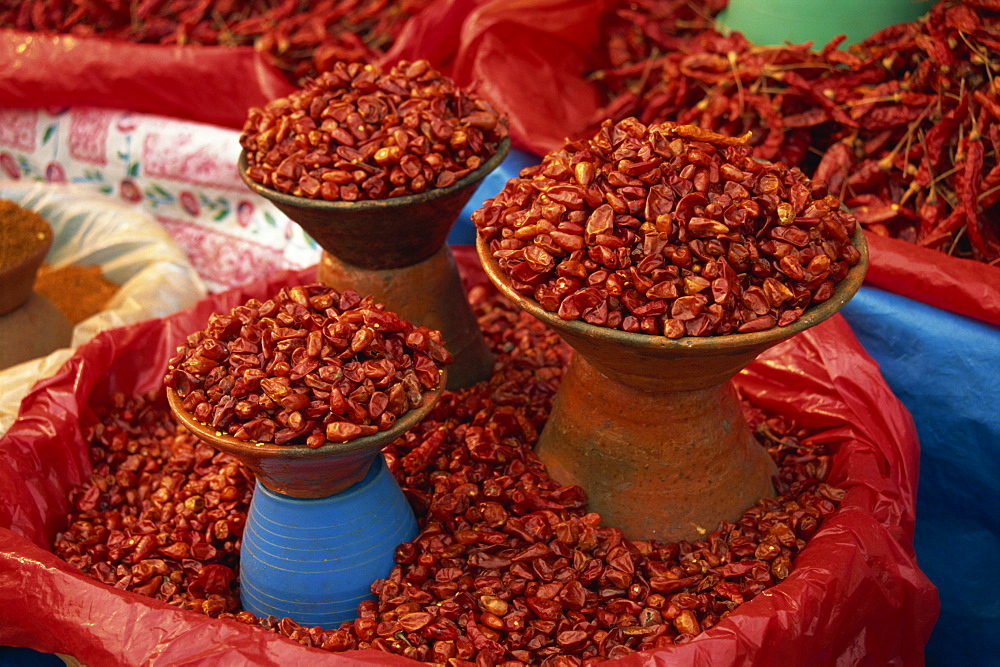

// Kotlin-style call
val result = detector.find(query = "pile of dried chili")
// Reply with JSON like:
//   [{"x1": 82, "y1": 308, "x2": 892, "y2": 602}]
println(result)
[
  {"x1": 164, "y1": 284, "x2": 452, "y2": 447},
  {"x1": 0, "y1": 0, "x2": 434, "y2": 84},
  {"x1": 587, "y1": 0, "x2": 1000, "y2": 264},
  {"x1": 474, "y1": 118, "x2": 860, "y2": 337},
  {"x1": 813, "y1": 1, "x2": 1000, "y2": 262},
  {"x1": 54, "y1": 286, "x2": 844, "y2": 664},
  {"x1": 240, "y1": 59, "x2": 509, "y2": 201},
  {"x1": 586, "y1": 0, "x2": 829, "y2": 168}
]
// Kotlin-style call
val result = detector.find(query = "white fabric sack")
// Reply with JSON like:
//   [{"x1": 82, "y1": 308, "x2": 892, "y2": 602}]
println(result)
[{"x1": 0, "y1": 181, "x2": 207, "y2": 433}]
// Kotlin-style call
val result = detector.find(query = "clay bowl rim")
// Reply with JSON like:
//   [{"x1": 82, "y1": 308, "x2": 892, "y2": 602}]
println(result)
[
  {"x1": 0, "y1": 208, "x2": 54, "y2": 315},
  {"x1": 238, "y1": 137, "x2": 512, "y2": 212},
  {"x1": 476, "y1": 227, "x2": 868, "y2": 354},
  {"x1": 165, "y1": 368, "x2": 447, "y2": 462}
]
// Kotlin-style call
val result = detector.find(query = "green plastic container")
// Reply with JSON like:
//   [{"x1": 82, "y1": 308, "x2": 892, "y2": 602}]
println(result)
[{"x1": 716, "y1": 0, "x2": 932, "y2": 47}]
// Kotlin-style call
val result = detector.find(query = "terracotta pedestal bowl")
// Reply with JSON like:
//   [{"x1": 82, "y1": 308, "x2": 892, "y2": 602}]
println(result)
[
  {"x1": 166, "y1": 372, "x2": 445, "y2": 626},
  {"x1": 477, "y1": 232, "x2": 867, "y2": 542},
  {"x1": 239, "y1": 140, "x2": 510, "y2": 390}
]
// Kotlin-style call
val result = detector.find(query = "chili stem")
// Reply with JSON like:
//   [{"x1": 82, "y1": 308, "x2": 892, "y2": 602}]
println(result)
[
  {"x1": 979, "y1": 183, "x2": 1000, "y2": 204},
  {"x1": 958, "y1": 30, "x2": 996, "y2": 88},
  {"x1": 630, "y1": 46, "x2": 661, "y2": 97},
  {"x1": 728, "y1": 50, "x2": 746, "y2": 116},
  {"x1": 947, "y1": 223, "x2": 967, "y2": 256}
]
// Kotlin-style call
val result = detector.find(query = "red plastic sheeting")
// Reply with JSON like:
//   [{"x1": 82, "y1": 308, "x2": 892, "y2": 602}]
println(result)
[
  {"x1": 0, "y1": 251, "x2": 937, "y2": 665},
  {"x1": 862, "y1": 232, "x2": 1000, "y2": 327},
  {"x1": 0, "y1": 30, "x2": 295, "y2": 130},
  {"x1": 431, "y1": 0, "x2": 611, "y2": 156},
  {"x1": 386, "y1": 0, "x2": 613, "y2": 156}
]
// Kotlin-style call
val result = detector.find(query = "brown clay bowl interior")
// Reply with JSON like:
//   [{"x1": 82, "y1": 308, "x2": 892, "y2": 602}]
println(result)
[
  {"x1": 238, "y1": 138, "x2": 511, "y2": 270},
  {"x1": 0, "y1": 205, "x2": 54, "y2": 315},
  {"x1": 166, "y1": 369, "x2": 446, "y2": 499},
  {"x1": 476, "y1": 227, "x2": 868, "y2": 391}
]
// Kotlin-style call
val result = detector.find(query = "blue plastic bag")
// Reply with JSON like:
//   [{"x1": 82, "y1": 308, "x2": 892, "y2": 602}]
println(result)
[{"x1": 842, "y1": 288, "x2": 1000, "y2": 666}]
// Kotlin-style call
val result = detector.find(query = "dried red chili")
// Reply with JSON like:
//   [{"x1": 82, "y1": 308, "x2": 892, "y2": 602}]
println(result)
[
  {"x1": 56, "y1": 285, "x2": 845, "y2": 663},
  {"x1": 163, "y1": 284, "x2": 451, "y2": 447},
  {"x1": 474, "y1": 118, "x2": 860, "y2": 337},
  {"x1": 586, "y1": 0, "x2": 1000, "y2": 264},
  {"x1": 240, "y1": 59, "x2": 509, "y2": 201}
]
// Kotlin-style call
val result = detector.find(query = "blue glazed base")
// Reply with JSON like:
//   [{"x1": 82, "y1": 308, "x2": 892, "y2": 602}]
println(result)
[{"x1": 239, "y1": 456, "x2": 418, "y2": 627}]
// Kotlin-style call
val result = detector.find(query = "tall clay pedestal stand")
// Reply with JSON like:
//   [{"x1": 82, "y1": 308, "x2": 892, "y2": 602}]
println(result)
[
  {"x1": 477, "y1": 232, "x2": 867, "y2": 543},
  {"x1": 167, "y1": 376, "x2": 445, "y2": 627},
  {"x1": 240, "y1": 140, "x2": 510, "y2": 391}
]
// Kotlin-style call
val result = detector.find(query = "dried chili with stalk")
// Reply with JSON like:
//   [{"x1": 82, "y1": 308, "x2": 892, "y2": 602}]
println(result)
[{"x1": 586, "y1": 0, "x2": 1000, "y2": 263}]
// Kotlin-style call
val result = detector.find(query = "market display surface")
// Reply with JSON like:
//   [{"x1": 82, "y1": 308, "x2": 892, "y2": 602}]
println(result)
[
  {"x1": 2, "y1": 0, "x2": 995, "y2": 664},
  {"x1": 0, "y1": 261, "x2": 935, "y2": 665}
]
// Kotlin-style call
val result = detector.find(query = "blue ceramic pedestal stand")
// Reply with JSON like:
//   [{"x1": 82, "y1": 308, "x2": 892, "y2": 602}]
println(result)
[
  {"x1": 167, "y1": 317, "x2": 446, "y2": 632},
  {"x1": 239, "y1": 456, "x2": 418, "y2": 627}
]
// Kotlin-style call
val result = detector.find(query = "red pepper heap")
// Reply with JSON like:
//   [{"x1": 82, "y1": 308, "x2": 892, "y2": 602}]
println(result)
[
  {"x1": 474, "y1": 118, "x2": 861, "y2": 338},
  {"x1": 240, "y1": 59, "x2": 509, "y2": 201},
  {"x1": 164, "y1": 284, "x2": 452, "y2": 447},
  {"x1": 57, "y1": 289, "x2": 846, "y2": 661}
]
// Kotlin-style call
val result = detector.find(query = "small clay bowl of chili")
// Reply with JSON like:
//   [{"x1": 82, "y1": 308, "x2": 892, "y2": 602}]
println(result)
[
  {"x1": 237, "y1": 59, "x2": 511, "y2": 271},
  {"x1": 166, "y1": 374, "x2": 445, "y2": 499},
  {"x1": 238, "y1": 138, "x2": 510, "y2": 271},
  {"x1": 164, "y1": 283, "x2": 452, "y2": 498}
]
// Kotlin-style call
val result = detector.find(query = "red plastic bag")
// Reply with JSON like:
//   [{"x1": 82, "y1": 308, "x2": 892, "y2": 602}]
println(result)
[
  {"x1": 0, "y1": 29, "x2": 295, "y2": 130},
  {"x1": 380, "y1": 0, "x2": 493, "y2": 73},
  {"x1": 0, "y1": 248, "x2": 937, "y2": 665},
  {"x1": 443, "y1": 0, "x2": 612, "y2": 156},
  {"x1": 862, "y1": 232, "x2": 1000, "y2": 327}
]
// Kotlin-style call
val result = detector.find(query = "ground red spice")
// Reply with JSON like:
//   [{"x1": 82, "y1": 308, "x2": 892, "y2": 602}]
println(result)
[{"x1": 35, "y1": 264, "x2": 119, "y2": 324}]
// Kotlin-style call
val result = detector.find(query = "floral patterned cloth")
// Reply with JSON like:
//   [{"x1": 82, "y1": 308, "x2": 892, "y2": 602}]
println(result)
[{"x1": 0, "y1": 106, "x2": 320, "y2": 292}]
